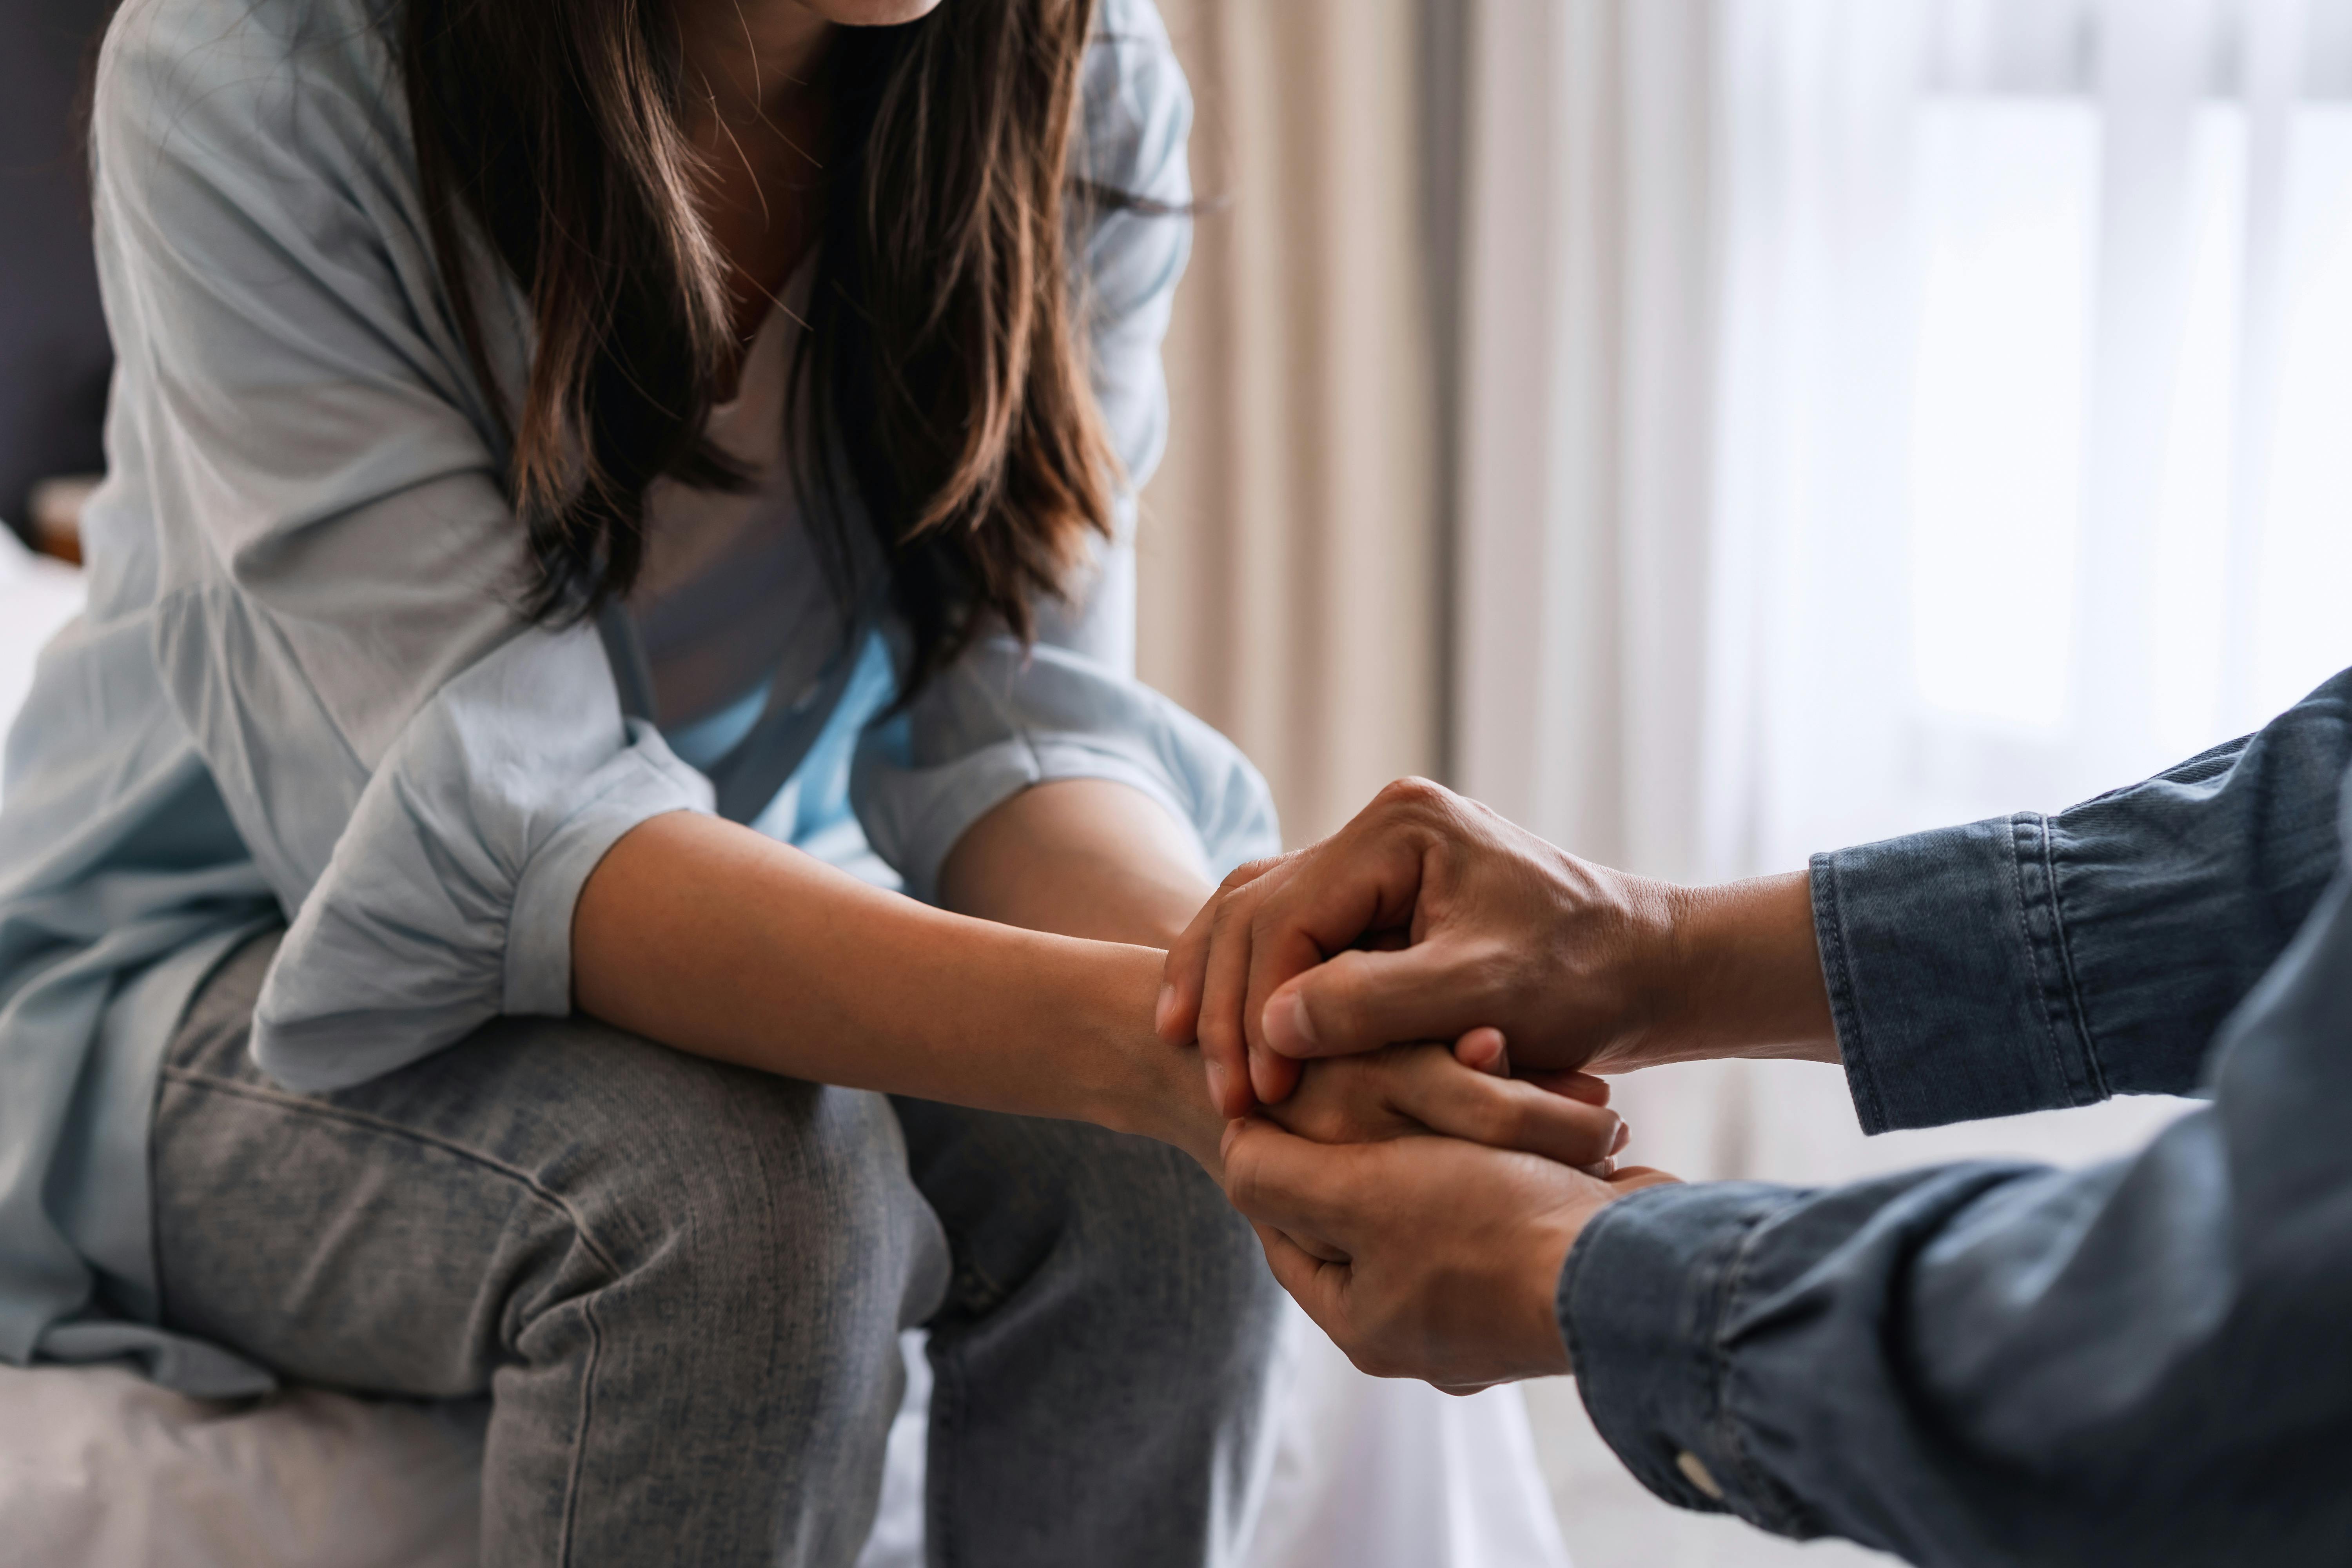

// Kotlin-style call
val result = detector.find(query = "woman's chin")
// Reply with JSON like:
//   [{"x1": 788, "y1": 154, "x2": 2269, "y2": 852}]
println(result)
[{"x1": 808, "y1": 0, "x2": 947, "y2": 25}]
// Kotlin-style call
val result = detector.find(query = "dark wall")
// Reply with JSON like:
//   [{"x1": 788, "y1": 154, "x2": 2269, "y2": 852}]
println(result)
[{"x1": 1, "y1": 0, "x2": 117, "y2": 542}]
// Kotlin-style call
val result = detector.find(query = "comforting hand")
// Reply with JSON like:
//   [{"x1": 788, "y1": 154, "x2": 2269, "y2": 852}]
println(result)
[
  {"x1": 1220, "y1": 1111, "x2": 1679, "y2": 1392},
  {"x1": 1156, "y1": 778, "x2": 1837, "y2": 1117}
]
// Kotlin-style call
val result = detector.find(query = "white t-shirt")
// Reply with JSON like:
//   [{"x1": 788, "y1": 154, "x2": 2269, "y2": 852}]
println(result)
[{"x1": 632, "y1": 265, "x2": 853, "y2": 737}]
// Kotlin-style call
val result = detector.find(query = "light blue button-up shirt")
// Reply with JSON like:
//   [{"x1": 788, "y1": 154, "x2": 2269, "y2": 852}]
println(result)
[{"x1": 0, "y1": 0, "x2": 1272, "y2": 1395}]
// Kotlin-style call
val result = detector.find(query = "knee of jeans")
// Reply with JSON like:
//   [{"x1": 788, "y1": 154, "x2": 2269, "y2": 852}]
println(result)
[
  {"x1": 561, "y1": 1049, "x2": 938, "y2": 1341},
  {"x1": 1050, "y1": 1131, "x2": 1284, "y2": 1347}
]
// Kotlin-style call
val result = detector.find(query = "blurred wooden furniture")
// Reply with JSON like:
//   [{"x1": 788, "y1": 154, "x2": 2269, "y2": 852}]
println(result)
[{"x1": 28, "y1": 474, "x2": 94, "y2": 564}]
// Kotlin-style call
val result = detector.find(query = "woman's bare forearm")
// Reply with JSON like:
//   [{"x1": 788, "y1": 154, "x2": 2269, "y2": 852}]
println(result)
[{"x1": 572, "y1": 808, "x2": 1222, "y2": 1163}]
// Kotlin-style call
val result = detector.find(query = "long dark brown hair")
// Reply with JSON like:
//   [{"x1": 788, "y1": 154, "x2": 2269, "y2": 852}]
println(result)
[{"x1": 394, "y1": 0, "x2": 1123, "y2": 692}]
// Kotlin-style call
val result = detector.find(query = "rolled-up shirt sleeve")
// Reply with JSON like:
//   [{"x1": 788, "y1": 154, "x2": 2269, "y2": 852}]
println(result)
[
  {"x1": 97, "y1": 0, "x2": 709, "y2": 1093},
  {"x1": 853, "y1": 635, "x2": 1276, "y2": 901},
  {"x1": 1812, "y1": 667, "x2": 2352, "y2": 1132},
  {"x1": 852, "y1": 0, "x2": 1278, "y2": 896}
]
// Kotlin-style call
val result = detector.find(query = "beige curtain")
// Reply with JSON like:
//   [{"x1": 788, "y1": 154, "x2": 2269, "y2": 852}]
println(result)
[{"x1": 1136, "y1": 0, "x2": 1443, "y2": 847}]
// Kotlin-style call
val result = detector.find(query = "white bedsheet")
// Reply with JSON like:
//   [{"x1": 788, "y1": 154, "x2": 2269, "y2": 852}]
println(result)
[
  {"x1": 0, "y1": 1317, "x2": 1570, "y2": 1568},
  {"x1": 0, "y1": 532, "x2": 1572, "y2": 1568},
  {"x1": 0, "y1": 533, "x2": 82, "y2": 809}
]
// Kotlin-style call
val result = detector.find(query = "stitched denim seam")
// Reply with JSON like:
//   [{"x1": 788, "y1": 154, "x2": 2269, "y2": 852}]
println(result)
[
  {"x1": 2034, "y1": 818, "x2": 2109, "y2": 1103},
  {"x1": 159, "y1": 1065, "x2": 620, "y2": 1561},
  {"x1": 2002, "y1": 817, "x2": 2078, "y2": 1111},
  {"x1": 1813, "y1": 860, "x2": 1887, "y2": 1133},
  {"x1": 1708, "y1": 1201, "x2": 1814, "y2": 1535},
  {"x1": 146, "y1": 1041, "x2": 181, "y2": 1328},
  {"x1": 149, "y1": 936, "x2": 276, "y2": 1325},
  {"x1": 930, "y1": 1339, "x2": 965, "y2": 1568},
  {"x1": 157, "y1": 1065, "x2": 627, "y2": 1279},
  {"x1": 555, "y1": 1293, "x2": 604, "y2": 1568}
]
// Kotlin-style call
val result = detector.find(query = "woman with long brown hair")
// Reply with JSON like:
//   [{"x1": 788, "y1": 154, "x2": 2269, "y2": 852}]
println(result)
[
  {"x1": 0, "y1": 0, "x2": 1619, "y2": 1559},
  {"x1": 0, "y1": 0, "x2": 1628, "y2": 1554}
]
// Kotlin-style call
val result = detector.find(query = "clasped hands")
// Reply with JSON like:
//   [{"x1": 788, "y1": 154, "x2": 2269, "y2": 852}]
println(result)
[{"x1": 1156, "y1": 779, "x2": 1836, "y2": 1394}]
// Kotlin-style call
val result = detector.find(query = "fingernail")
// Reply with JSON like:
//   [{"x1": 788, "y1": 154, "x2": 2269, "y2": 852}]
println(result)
[
  {"x1": 1154, "y1": 982, "x2": 1177, "y2": 1037},
  {"x1": 1206, "y1": 1057, "x2": 1231, "y2": 1112},
  {"x1": 1268, "y1": 990, "x2": 1316, "y2": 1053}
]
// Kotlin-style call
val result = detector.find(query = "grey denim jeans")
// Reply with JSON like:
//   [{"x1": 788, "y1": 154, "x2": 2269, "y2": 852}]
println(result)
[{"x1": 148, "y1": 935, "x2": 1286, "y2": 1567}]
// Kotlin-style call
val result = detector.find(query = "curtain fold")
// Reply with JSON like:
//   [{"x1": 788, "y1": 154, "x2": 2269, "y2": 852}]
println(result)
[
  {"x1": 1460, "y1": 0, "x2": 2352, "y2": 880},
  {"x1": 1138, "y1": 0, "x2": 1443, "y2": 846},
  {"x1": 1455, "y1": 0, "x2": 1724, "y2": 881},
  {"x1": 1452, "y1": 0, "x2": 2352, "y2": 1197}
]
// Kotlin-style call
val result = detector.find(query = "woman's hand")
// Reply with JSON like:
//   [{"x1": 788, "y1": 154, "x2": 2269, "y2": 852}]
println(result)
[
  {"x1": 1106, "y1": 998, "x2": 1637, "y2": 1183},
  {"x1": 928, "y1": 777, "x2": 1236, "y2": 1170},
  {"x1": 1265, "y1": 1041, "x2": 1628, "y2": 1174}
]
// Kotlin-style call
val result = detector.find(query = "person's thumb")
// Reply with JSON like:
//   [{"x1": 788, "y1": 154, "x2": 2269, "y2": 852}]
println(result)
[
  {"x1": 1454, "y1": 1026, "x2": 1509, "y2": 1077},
  {"x1": 1260, "y1": 940, "x2": 1498, "y2": 1061}
]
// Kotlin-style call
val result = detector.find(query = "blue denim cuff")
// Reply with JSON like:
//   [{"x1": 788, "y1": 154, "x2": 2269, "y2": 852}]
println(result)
[
  {"x1": 1811, "y1": 815, "x2": 2105, "y2": 1133},
  {"x1": 1559, "y1": 1181, "x2": 1816, "y2": 1535}
]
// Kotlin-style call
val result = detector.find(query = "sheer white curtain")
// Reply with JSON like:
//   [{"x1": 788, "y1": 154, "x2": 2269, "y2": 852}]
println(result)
[
  {"x1": 1461, "y1": 0, "x2": 2352, "y2": 1181},
  {"x1": 1473, "y1": 4, "x2": 2352, "y2": 1561},
  {"x1": 1714, "y1": 0, "x2": 2352, "y2": 866}
]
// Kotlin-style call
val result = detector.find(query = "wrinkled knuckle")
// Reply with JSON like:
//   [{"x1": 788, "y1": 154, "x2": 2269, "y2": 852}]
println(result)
[
  {"x1": 1208, "y1": 893, "x2": 1247, "y2": 940},
  {"x1": 1245, "y1": 898, "x2": 1285, "y2": 946},
  {"x1": 1327, "y1": 1054, "x2": 1379, "y2": 1100},
  {"x1": 1220, "y1": 856, "x2": 1272, "y2": 893},
  {"x1": 1222, "y1": 1149, "x2": 1261, "y2": 1210},
  {"x1": 1375, "y1": 775, "x2": 1451, "y2": 822},
  {"x1": 1291, "y1": 1108, "x2": 1343, "y2": 1145}
]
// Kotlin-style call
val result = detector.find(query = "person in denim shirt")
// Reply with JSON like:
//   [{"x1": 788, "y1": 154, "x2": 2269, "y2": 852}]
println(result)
[{"x1": 1161, "y1": 668, "x2": 2352, "y2": 1565}]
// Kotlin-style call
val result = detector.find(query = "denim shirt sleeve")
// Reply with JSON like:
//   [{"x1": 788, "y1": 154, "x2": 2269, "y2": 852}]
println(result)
[
  {"x1": 93, "y1": 1, "x2": 711, "y2": 1092},
  {"x1": 1813, "y1": 667, "x2": 2352, "y2": 1132},
  {"x1": 850, "y1": 3, "x2": 1280, "y2": 894},
  {"x1": 1563, "y1": 775, "x2": 2352, "y2": 1563}
]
